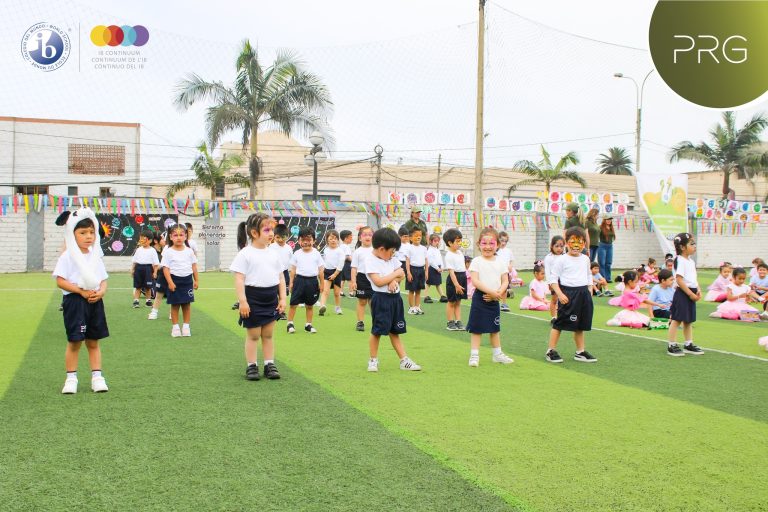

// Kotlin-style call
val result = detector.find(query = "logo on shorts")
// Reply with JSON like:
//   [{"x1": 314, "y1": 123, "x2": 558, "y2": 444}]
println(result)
[
  {"x1": 80, "y1": 325, "x2": 87, "y2": 333},
  {"x1": 494, "y1": 316, "x2": 500, "y2": 325},
  {"x1": 570, "y1": 315, "x2": 578, "y2": 322},
  {"x1": 21, "y1": 22, "x2": 71, "y2": 71},
  {"x1": 396, "y1": 321, "x2": 405, "y2": 329},
  {"x1": 187, "y1": 289, "x2": 194, "y2": 298}
]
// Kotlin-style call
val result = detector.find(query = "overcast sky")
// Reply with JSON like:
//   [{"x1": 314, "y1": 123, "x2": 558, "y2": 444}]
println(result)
[{"x1": 3, "y1": 0, "x2": 765, "y2": 185}]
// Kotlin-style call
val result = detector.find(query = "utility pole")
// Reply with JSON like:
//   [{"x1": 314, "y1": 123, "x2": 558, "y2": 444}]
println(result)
[
  {"x1": 436, "y1": 153, "x2": 442, "y2": 199},
  {"x1": 473, "y1": 0, "x2": 486, "y2": 222},
  {"x1": 374, "y1": 144, "x2": 383, "y2": 204}
]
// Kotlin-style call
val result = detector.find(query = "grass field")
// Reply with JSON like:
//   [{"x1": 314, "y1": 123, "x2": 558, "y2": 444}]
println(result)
[{"x1": 1, "y1": 270, "x2": 766, "y2": 511}]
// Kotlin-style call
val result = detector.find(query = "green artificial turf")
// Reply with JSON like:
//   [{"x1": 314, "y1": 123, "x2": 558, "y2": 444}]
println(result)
[{"x1": 2, "y1": 271, "x2": 767, "y2": 512}]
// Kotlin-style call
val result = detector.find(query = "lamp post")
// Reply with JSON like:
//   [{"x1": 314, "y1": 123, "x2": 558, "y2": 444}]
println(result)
[
  {"x1": 613, "y1": 70, "x2": 653, "y2": 175},
  {"x1": 304, "y1": 131, "x2": 326, "y2": 200}
]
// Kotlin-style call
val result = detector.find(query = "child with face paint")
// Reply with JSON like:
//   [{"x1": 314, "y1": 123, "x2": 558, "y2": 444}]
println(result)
[
  {"x1": 543, "y1": 235, "x2": 565, "y2": 323},
  {"x1": 546, "y1": 227, "x2": 597, "y2": 363},
  {"x1": 464, "y1": 227, "x2": 515, "y2": 367}
]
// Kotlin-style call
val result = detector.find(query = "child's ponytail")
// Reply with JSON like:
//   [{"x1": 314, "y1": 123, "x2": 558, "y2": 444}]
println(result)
[{"x1": 237, "y1": 222, "x2": 248, "y2": 250}]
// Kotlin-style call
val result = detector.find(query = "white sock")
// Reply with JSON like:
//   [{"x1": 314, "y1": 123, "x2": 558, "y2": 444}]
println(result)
[
  {"x1": 264, "y1": 359, "x2": 274, "y2": 365},
  {"x1": 370, "y1": 357, "x2": 378, "y2": 362},
  {"x1": 470, "y1": 349, "x2": 479, "y2": 356},
  {"x1": 684, "y1": 340, "x2": 693, "y2": 346},
  {"x1": 400, "y1": 356, "x2": 410, "y2": 362},
  {"x1": 669, "y1": 341, "x2": 678, "y2": 347},
  {"x1": 66, "y1": 371, "x2": 77, "y2": 379},
  {"x1": 183, "y1": 323, "x2": 190, "y2": 329},
  {"x1": 306, "y1": 322, "x2": 312, "y2": 327},
  {"x1": 151, "y1": 308, "x2": 158, "y2": 313},
  {"x1": 247, "y1": 361, "x2": 258, "y2": 367},
  {"x1": 92, "y1": 370, "x2": 102, "y2": 378},
  {"x1": 492, "y1": 347, "x2": 502, "y2": 356}
]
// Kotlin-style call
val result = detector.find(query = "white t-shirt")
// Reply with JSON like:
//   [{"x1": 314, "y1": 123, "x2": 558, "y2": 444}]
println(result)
[
  {"x1": 161, "y1": 247, "x2": 197, "y2": 277},
  {"x1": 342, "y1": 243, "x2": 353, "y2": 260},
  {"x1": 408, "y1": 244, "x2": 428, "y2": 267},
  {"x1": 53, "y1": 249, "x2": 109, "y2": 295},
  {"x1": 229, "y1": 246, "x2": 282, "y2": 287},
  {"x1": 395, "y1": 242, "x2": 411, "y2": 262},
  {"x1": 674, "y1": 255, "x2": 699, "y2": 288},
  {"x1": 530, "y1": 278, "x2": 549, "y2": 298},
  {"x1": 269, "y1": 242, "x2": 294, "y2": 271},
  {"x1": 427, "y1": 247, "x2": 442, "y2": 270},
  {"x1": 443, "y1": 250, "x2": 465, "y2": 273},
  {"x1": 543, "y1": 253, "x2": 562, "y2": 283},
  {"x1": 188, "y1": 239, "x2": 199, "y2": 255},
  {"x1": 322, "y1": 246, "x2": 346, "y2": 271},
  {"x1": 496, "y1": 247, "x2": 514, "y2": 269},
  {"x1": 290, "y1": 248, "x2": 324, "y2": 277},
  {"x1": 352, "y1": 246, "x2": 374, "y2": 273},
  {"x1": 132, "y1": 246, "x2": 160, "y2": 265},
  {"x1": 366, "y1": 254, "x2": 402, "y2": 293},
  {"x1": 469, "y1": 256, "x2": 508, "y2": 290},
  {"x1": 549, "y1": 253, "x2": 591, "y2": 287},
  {"x1": 727, "y1": 283, "x2": 750, "y2": 303}
]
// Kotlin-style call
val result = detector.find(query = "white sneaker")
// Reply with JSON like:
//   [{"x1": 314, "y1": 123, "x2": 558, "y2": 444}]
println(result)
[
  {"x1": 171, "y1": 325, "x2": 182, "y2": 337},
  {"x1": 335, "y1": 306, "x2": 343, "y2": 315},
  {"x1": 148, "y1": 309, "x2": 158, "y2": 320},
  {"x1": 61, "y1": 377, "x2": 78, "y2": 394},
  {"x1": 606, "y1": 318, "x2": 621, "y2": 326},
  {"x1": 408, "y1": 307, "x2": 418, "y2": 315},
  {"x1": 399, "y1": 357, "x2": 422, "y2": 371},
  {"x1": 367, "y1": 358, "x2": 379, "y2": 372},
  {"x1": 416, "y1": 307, "x2": 425, "y2": 315},
  {"x1": 181, "y1": 325, "x2": 191, "y2": 337},
  {"x1": 91, "y1": 376, "x2": 109, "y2": 393},
  {"x1": 492, "y1": 352, "x2": 515, "y2": 364},
  {"x1": 318, "y1": 304, "x2": 327, "y2": 316},
  {"x1": 287, "y1": 323, "x2": 296, "y2": 334},
  {"x1": 468, "y1": 355, "x2": 480, "y2": 367}
]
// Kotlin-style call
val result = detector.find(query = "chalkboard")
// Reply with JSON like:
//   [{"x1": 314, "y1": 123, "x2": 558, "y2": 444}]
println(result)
[
  {"x1": 274, "y1": 216, "x2": 336, "y2": 252},
  {"x1": 98, "y1": 213, "x2": 178, "y2": 256}
]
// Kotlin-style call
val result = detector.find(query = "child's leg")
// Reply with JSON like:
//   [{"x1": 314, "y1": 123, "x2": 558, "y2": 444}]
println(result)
[
  {"x1": 65, "y1": 341, "x2": 82, "y2": 372},
  {"x1": 357, "y1": 299, "x2": 367, "y2": 321},
  {"x1": 414, "y1": 290, "x2": 422, "y2": 308},
  {"x1": 454, "y1": 302, "x2": 462, "y2": 321},
  {"x1": 170, "y1": 304, "x2": 180, "y2": 324},
  {"x1": 244, "y1": 326, "x2": 262, "y2": 364},
  {"x1": 436, "y1": 284, "x2": 444, "y2": 297},
  {"x1": 489, "y1": 332, "x2": 501, "y2": 349},
  {"x1": 388, "y1": 334, "x2": 406, "y2": 359},
  {"x1": 261, "y1": 321, "x2": 276, "y2": 360},
  {"x1": 549, "y1": 295, "x2": 558, "y2": 318},
  {"x1": 470, "y1": 333, "x2": 482, "y2": 351},
  {"x1": 548, "y1": 328, "x2": 561, "y2": 350},
  {"x1": 682, "y1": 322, "x2": 693, "y2": 342},
  {"x1": 181, "y1": 303, "x2": 191, "y2": 324},
  {"x1": 369, "y1": 334, "x2": 381, "y2": 358},
  {"x1": 84, "y1": 339, "x2": 102, "y2": 370},
  {"x1": 668, "y1": 320, "x2": 681, "y2": 342},
  {"x1": 446, "y1": 301, "x2": 456, "y2": 321},
  {"x1": 333, "y1": 284, "x2": 341, "y2": 307},
  {"x1": 152, "y1": 292, "x2": 164, "y2": 309},
  {"x1": 320, "y1": 280, "x2": 330, "y2": 306},
  {"x1": 305, "y1": 306, "x2": 314, "y2": 324},
  {"x1": 573, "y1": 330, "x2": 585, "y2": 352},
  {"x1": 133, "y1": 288, "x2": 140, "y2": 300},
  {"x1": 288, "y1": 305, "x2": 298, "y2": 322},
  {"x1": 408, "y1": 291, "x2": 414, "y2": 308}
]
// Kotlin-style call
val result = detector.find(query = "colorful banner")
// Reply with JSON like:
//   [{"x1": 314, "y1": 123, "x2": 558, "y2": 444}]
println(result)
[{"x1": 637, "y1": 174, "x2": 689, "y2": 254}]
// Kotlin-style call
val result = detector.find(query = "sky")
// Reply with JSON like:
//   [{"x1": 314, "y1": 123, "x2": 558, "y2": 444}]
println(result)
[{"x1": 3, "y1": 0, "x2": 764, "y2": 185}]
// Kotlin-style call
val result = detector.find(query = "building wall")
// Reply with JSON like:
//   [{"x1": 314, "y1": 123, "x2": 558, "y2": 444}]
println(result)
[{"x1": 0, "y1": 214, "x2": 28, "y2": 273}]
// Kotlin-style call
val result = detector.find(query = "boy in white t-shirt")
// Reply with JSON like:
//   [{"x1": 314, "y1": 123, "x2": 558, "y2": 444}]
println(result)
[
  {"x1": 424, "y1": 233, "x2": 447, "y2": 304},
  {"x1": 286, "y1": 227, "x2": 324, "y2": 334}
]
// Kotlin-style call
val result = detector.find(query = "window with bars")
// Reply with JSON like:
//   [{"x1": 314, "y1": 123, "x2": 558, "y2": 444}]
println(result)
[
  {"x1": 214, "y1": 180, "x2": 225, "y2": 198},
  {"x1": 68, "y1": 144, "x2": 126, "y2": 175}
]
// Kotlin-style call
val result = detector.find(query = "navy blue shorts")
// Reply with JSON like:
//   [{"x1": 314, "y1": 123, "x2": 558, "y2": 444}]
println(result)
[
  {"x1": 552, "y1": 285, "x2": 593, "y2": 332},
  {"x1": 155, "y1": 271, "x2": 168, "y2": 295},
  {"x1": 133, "y1": 263, "x2": 154, "y2": 290},
  {"x1": 406, "y1": 265, "x2": 426, "y2": 292},
  {"x1": 465, "y1": 292, "x2": 501, "y2": 334},
  {"x1": 426, "y1": 267, "x2": 442, "y2": 286},
  {"x1": 62, "y1": 294, "x2": 109, "y2": 342},
  {"x1": 670, "y1": 287, "x2": 697, "y2": 323},
  {"x1": 239, "y1": 285, "x2": 279, "y2": 328},
  {"x1": 167, "y1": 274, "x2": 195, "y2": 305},
  {"x1": 324, "y1": 268, "x2": 342, "y2": 288},
  {"x1": 355, "y1": 273, "x2": 373, "y2": 300},
  {"x1": 446, "y1": 272, "x2": 468, "y2": 302},
  {"x1": 370, "y1": 292, "x2": 407, "y2": 336},
  {"x1": 342, "y1": 260, "x2": 352, "y2": 281},
  {"x1": 290, "y1": 275, "x2": 320, "y2": 306}
]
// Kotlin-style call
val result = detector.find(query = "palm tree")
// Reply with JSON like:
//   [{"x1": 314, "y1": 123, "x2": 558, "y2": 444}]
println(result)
[
  {"x1": 596, "y1": 147, "x2": 633, "y2": 175},
  {"x1": 174, "y1": 40, "x2": 333, "y2": 199},
  {"x1": 167, "y1": 142, "x2": 248, "y2": 200},
  {"x1": 507, "y1": 145, "x2": 587, "y2": 201},
  {"x1": 669, "y1": 111, "x2": 768, "y2": 199}
]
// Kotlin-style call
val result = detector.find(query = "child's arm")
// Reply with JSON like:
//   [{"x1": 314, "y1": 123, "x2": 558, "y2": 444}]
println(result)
[
  {"x1": 448, "y1": 269, "x2": 464, "y2": 293},
  {"x1": 163, "y1": 266, "x2": 175, "y2": 292},
  {"x1": 368, "y1": 268, "x2": 405, "y2": 288},
  {"x1": 90, "y1": 279, "x2": 108, "y2": 303},
  {"x1": 192, "y1": 263, "x2": 199, "y2": 290},
  {"x1": 471, "y1": 271, "x2": 502, "y2": 300},
  {"x1": 424, "y1": 256, "x2": 429, "y2": 281},
  {"x1": 676, "y1": 275, "x2": 700, "y2": 301},
  {"x1": 131, "y1": 262, "x2": 136, "y2": 275},
  {"x1": 550, "y1": 282, "x2": 569, "y2": 304},
  {"x1": 497, "y1": 272, "x2": 509, "y2": 297},
  {"x1": 726, "y1": 287, "x2": 747, "y2": 301},
  {"x1": 350, "y1": 266, "x2": 358, "y2": 292},
  {"x1": 277, "y1": 271, "x2": 287, "y2": 313},
  {"x1": 530, "y1": 288, "x2": 545, "y2": 302},
  {"x1": 289, "y1": 265, "x2": 297, "y2": 292},
  {"x1": 318, "y1": 264, "x2": 325, "y2": 292},
  {"x1": 234, "y1": 272, "x2": 249, "y2": 318},
  {"x1": 406, "y1": 256, "x2": 412, "y2": 282},
  {"x1": 56, "y1": 277, "x2": 91, "y2": 300}
]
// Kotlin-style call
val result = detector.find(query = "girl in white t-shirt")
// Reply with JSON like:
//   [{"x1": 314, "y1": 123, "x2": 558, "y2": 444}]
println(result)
[
  {"x1": 350, "y1": 226, "x2": 375, "y2": 332},
  {"x1": 667, "y1": 233, "x2": 704, "y2": 356},
  {"x1": 161, "y1": 224, "x2": 199, "y2": 338},
  {"x1": 465, "y1": 227, "x2": 514, "y2": 367},
  {"x1": 319, "y1": 230, "x2": 345, "y2": 316},
  {"x1": 231, "y1": 213, "x2": 286, "y2": 381},
  {"x1": 710, "y1": 267, "x2": 760, "y2": 321}
]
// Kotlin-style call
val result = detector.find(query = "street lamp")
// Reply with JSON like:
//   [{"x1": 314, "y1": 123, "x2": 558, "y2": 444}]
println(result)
[
  {"x1": 613, "y1": 70, "x2": 653, "y2": 175},
  {"x1": 304, "y1": 131, "x2": 326, "y2": 200}
]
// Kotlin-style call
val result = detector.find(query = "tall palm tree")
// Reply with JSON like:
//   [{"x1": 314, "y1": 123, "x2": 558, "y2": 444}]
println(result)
[
  {"x1": 507, "y1": 145, "x2": 587, "y2": 201},
  {"x1": 174, "y1": 40, "x2": 333, "y2": 199},
  {"x1": 596, "y1": 147, "x2": 633, "y2": 175},
  {"x1": 669, "y1": 111, "x2": 768, "y2": 199},
  {"x1": 167, "y1": 142, "x2": 248, "y2": 200}
]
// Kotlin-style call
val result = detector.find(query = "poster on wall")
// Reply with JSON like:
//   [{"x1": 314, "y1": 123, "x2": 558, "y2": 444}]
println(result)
[
  {"x1": 274, "y1": 216, "x2": 336, "y2": 251},
  {"x1": 636, "y1": 174, "x2": 688, "y2": 254},
  {"x1": 98, "y1": 214, "x2": 178, "y2": 256}
]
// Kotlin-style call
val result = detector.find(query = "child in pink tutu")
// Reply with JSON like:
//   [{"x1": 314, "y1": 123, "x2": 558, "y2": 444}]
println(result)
[
  {"x1": 520, "y1": 264, "x2": 549, "y2": 311},
  {"x1": 705, "y1": 262, "x2": 732, "y2": 302},
  {"x1": 606, "y1": 270, "x2": 666, "y2": 328},
  {"x1": 644, "y1": 258, "x2": 660, "y2": 283},
  {"x1": 608, "y1": 272, "x2": 647, "y2": 307},
  {"x1": 758, "y1": 336, "x2": 768, "y2": 351},
  {"x1": 709, "y1": 267, "x2": 760, "y2": 321}
]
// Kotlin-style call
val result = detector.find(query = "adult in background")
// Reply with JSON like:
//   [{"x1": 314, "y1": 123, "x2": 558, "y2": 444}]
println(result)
[
  {"x1": 597, "y1": 215, "x2": 616, "y2": 281},
  {"x1": 585, "y1": 207, "x2": 600, "y2": 262},
  {"x1": 564, "y1": 203, "x2": 590, "y2": 251},
  {"x1": 403, "y1": 206, "x2": 428, "y2": 246}
]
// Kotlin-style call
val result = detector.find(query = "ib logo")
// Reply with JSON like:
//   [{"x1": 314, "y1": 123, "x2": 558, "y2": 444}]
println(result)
[
  {"x1": 20, "y1": 22, "x2": 71, "y2": 71},
  {"x1": 650, "y1": 1, "x2": 768, "y2": 108},
  {"x1": 90, "y1": 25, "x2": 149, "y2": 47}
]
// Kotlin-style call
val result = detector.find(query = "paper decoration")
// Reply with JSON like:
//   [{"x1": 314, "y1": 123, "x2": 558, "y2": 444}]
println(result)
[
  {"x1": 498, "y1": 198, "x2": 509, "y2": 211},
  {"x1": 485, "y1": 197, "x2": 497, "y2": 209},
  {"x1": 550, "y1": 191, "x2": 561, "y2": 202},
  {"x1": 423, "y1": 191, "x2": 437, "y2": 205},
  {"x1": 455, "y1": 193, "x2": 469, "y2": 205},
  {"x1": 438, "y1": 192, "x2": 454, "y2": 205}
]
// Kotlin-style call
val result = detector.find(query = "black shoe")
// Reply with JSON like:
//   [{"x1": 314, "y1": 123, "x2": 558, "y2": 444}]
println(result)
[
  {"x1": 355, "y1": 321, "x2": 365, "y2": 332},
  {"x1": 264, "y1": 362, "x2": 281, "y2": 380},
  {"x1": 574, "y1": 351, "x2": 598, "y2": 363},
  {"x1": 132, "y1": 300, "x2": 140, "y2": 308},
  {"x1": 232, "y1": 302, "x2": 239, "y2": 310},
  {"x1": 454, "y1": 320, "x2": 466, "y2": 331},
  {"x1": 423, "y1": 296, "x2": 434, "y2": 304},
  {"x1": 245, "y1": 364, "x2": 260, "y2": 381},
  {"x1": 439, "y1": 296, "x2": 448, "y2": 303},
  {"x1": 145, "y1": 299, "x2": 154, "y2": 307},
  {"x1": 683, "y1": 343, "x2": 704, "y2": 355},
  {"x1": 446, "y1": 321, "x2": 457, "y2": 331},
  {"x1": 667, "y1": 344, "x2": 684, "y2": 357},
  {"x1": 545, "y1": 349, "x2": 563, "y2": 363},
  {"x1": 287, "y1": 322, "x2": 296, "y2": 334},
  {"x1": 278, "y1": 312, "x2": 287, "y2": 321}
]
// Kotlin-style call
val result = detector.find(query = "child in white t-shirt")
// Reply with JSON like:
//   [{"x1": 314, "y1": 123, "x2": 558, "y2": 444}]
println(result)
[{"x1": 424, "y1": 233, "x2": 446, "y2": 304}]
